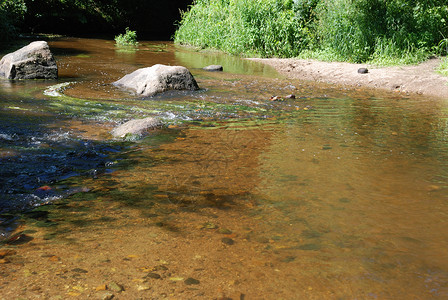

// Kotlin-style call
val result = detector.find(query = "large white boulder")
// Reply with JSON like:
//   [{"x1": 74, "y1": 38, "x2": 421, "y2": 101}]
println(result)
[
  {"x1": 113, "y1": 64, "x2": 199, "y2": 97},
  {"x1": 0, "y1": 41, "x2": 58, "y2": 79}
]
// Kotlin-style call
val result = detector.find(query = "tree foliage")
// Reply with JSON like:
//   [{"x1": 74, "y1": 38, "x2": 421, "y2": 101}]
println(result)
[
  {"x1": 0, "y1": 0, "x2": 190, "y2": 40},
  {"x1": 0, "y1": 0, "x2": 27, "y2": 42}
]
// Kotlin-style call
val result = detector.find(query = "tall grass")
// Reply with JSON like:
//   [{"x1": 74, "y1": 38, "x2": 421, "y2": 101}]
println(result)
[
  {"x1": 175, "y1": 0, "x2": 319, "y2": 58},
  {"x1": 175, "y1": 0, "x2": 448, "y2": 64},
  {"x1": 438, "y1": 57, "x2": 448, "y2": 77}
]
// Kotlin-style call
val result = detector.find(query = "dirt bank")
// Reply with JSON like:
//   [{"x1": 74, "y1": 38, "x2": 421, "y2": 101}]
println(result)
[{"x1": 248, "y1": 57, "x2": 448, "y2": 99}]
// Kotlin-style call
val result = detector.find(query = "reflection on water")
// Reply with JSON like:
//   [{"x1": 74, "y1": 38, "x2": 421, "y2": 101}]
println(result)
[{"x1": 0, "y1": 38, "x2": 448, "y2": 299}]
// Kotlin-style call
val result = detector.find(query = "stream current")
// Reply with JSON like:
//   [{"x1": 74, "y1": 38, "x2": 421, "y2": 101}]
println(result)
[{"x1": 0, "y1": 38, "x2": 448, "y2": 299}]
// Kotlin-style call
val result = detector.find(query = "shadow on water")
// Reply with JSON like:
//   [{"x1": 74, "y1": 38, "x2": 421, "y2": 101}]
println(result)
[{"x1": 49, "y1": 46, "x2": 92, "y2": 58}]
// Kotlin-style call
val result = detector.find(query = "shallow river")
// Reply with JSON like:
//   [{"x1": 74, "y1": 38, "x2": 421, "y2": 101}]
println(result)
[{"x1": 1, "y1": 38, "x2": 448, "y2": 299}]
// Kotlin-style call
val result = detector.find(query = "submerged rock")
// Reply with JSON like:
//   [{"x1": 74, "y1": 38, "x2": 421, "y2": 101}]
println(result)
[
  {"x1": 111, "y1": 117, "x2": 162, "y2": 138},
  {"x1": 203, "y1": 65, "x2": 223, "y2": 72},
  {"x1": 113, "y1": 64, "x2": 199, "y2": 97},
  {"x1": 0, "y1": 41, "x2": 58, "y2": 79},
  {"x1": 184, "y1": 277, "x2": 200, "y2": 285}
]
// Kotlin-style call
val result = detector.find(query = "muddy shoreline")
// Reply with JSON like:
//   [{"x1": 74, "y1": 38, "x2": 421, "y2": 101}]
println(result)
[{"x1": 248, "y1": 57, "x2": 448, "y2": 99}]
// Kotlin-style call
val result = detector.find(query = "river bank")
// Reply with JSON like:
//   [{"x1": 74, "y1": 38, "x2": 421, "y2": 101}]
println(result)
[{"x1": 248, "y1": 57, "x2": 448, "y2": 99}]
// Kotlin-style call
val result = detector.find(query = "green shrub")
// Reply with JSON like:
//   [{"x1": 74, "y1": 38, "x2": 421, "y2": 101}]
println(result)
[{"x1": 115, "y1": 27, "x2": 139, "y2": 47}]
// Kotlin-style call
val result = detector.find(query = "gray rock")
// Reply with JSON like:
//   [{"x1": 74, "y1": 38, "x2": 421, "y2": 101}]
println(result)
[
  {"x1": 113, "y1": 64, "x2": 199, "y2": 97},
  {"x1": 0, "y1": 41, "x2": 58, "y2": 79},
  {"x1": 111, "y1": 117, "x2": 162, "y2": 138},
  {"x1": 358, "y1": 67, "x2": 369, "y2": 74},
  {"x1": 203, "y1": 65, "x2": 223, "y2": 72}
]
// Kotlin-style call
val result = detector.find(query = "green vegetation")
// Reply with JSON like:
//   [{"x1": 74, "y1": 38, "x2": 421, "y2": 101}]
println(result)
[
  {"x1": 175, "y1": 0, "x2": 448, "y2": 64},
  {"x1": 3, "y1": 0, "x2": 189, "y2": 41},
  {"x1": 175, "y1": 0, "x2": 319, "y2": 57},
  {"x1": 0, "y1": 0, "x2": 27, "y2": 42},
  {"x1": 438, "y1": 58, "x2": 448, "y2": 76},
  {"x1": 115, "y1": 27, "x2": 139, "y2": 47}
]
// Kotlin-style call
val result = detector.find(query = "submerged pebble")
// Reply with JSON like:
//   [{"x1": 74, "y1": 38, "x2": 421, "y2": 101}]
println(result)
[
  {"x1": 221, "y1": 237, "x2": 235, "y2": 245},
  {"x1": 101, "y1": 292, "x2": 114, "y2": 300},
  {"x1": 145, "y1": 272, "x2": 162, "y2": 279},
  {"x1": 184, "y1": 277, "x2": 200, "y2": 285},
  {"x1": 108, "y1": 282, "x2": 124, "y2": 292}
]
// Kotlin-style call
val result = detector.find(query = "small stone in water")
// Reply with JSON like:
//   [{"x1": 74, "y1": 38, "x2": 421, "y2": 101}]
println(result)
[
  {"x1": 221, "y1": 237, "x2": 235, "y2": 245},
  {"x1": 95, "y1": 284, "x2": 107, "y2": 291},
  {"x1": 285, "y1": 94, "x2": 296, "y2": 99},
  {"x1": 218, "y1": 228, "x2": 232, "y2": 234},
  {"x1": 203, "y1": 65, "x2": 223, "y2": 72},
  {"x1": 72, "y1": 268, "x2": 88, "y2": 274},
  {"x1": 202, "y1": 222, "x2": 218, "y2": 229},
  {"x1": 184, "y1": 277, "x2": 200, "y2": 285},
  {"x1": 281, "y1": 256, "x2": 296, "y2": 263},
  {"x1": 145, "y1": 272, "x2": 161, "y2": 279},
  {"x1": 108, "y1": 282, "x2": 124, "y2": 292},
  {"x1": 137, "y1": 284, "x2": 151, "y2": 291},
  {"x1": 153, "y1": 265, "x2": 168, "y2": 271},
  {"x1": 101, "y1": 292, "x2": 114, "y2": 300}
]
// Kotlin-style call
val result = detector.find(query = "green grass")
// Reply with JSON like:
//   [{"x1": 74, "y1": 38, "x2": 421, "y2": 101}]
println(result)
[
  {"x1": 175, "y1": 0, "x2": 448, "y2": 64},
  {"x1": 438, "y1": 58, "x2": 448, "y2": 77},
  {"x1": 175, "y1": 0, "x2": 318, "y2": 58}
]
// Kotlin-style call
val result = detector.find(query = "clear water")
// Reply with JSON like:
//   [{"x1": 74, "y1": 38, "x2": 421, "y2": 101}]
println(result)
[{"x1": 1, "y1": 37, "x2": 448, "y2": 299}]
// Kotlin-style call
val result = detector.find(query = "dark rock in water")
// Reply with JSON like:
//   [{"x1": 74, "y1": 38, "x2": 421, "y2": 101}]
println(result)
[
  {"x1": 221, "y1": 237, "x2": 235, "y2": 245},
  {"x1": 145, "y1": 272, "x2": 162, "y2": 279},
  {"x1": 72, "y1": 268, "x2": 88, "y2": 274},
  {"x1": 5, "y1": 233, "x2": 33, "y2": 245},
  {"x1": 111, "y1": 117, "x2": 162, "y2": 138},
  {"x1": 0, "y1": 41, "x2": 58, "y2": 79},
  {"x1": 184, "y1": 277, "x2": 200, "y2": 285},
  {"x1": 203, "y1": 65, "x2": 223, "y2": 72},
  {"x1": 113, "y1": 64, "x2": 199, "y2": 97},
  {"x1": 358, "y1": 68, "x2": 369, "y2": 74}
]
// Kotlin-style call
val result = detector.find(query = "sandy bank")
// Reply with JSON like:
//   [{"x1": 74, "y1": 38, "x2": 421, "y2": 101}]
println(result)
[{"x1": 248, "y1": 57, "x2": 448, "y2": 99}]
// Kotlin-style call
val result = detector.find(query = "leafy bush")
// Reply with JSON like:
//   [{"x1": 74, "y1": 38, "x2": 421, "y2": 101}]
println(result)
[{"x1": 115, "y1": 27, "x2": 139, "y2": 47}]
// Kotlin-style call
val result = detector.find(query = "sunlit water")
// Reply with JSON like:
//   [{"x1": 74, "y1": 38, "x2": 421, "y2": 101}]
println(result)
[{"x1": 0, "y1": 38, "x2": 448, "y2": 299}]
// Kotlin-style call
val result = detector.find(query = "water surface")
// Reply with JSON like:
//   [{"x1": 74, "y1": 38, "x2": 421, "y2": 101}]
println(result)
[{"x1": 0, "y1": 37, "x2": 448, "y2": 299}]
